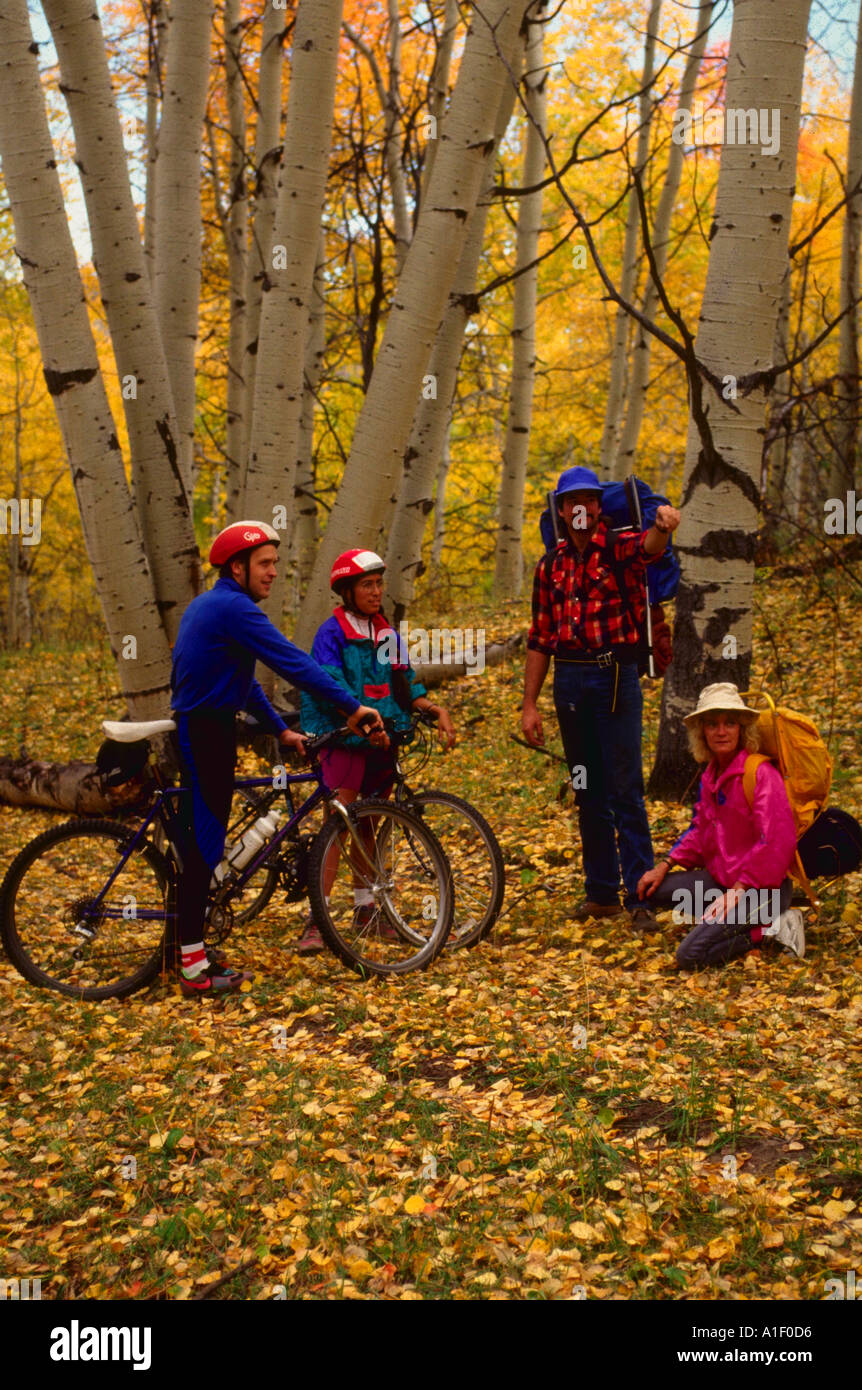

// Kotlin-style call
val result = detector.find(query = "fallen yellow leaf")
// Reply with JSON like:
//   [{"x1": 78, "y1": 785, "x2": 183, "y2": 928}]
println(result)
[
  {"x1": 822, "y1": 1199, "x2": 848, "y2": 1223},
  {"x1": 707, "y1": 1235, "x2": 736, "y2": 1261}
]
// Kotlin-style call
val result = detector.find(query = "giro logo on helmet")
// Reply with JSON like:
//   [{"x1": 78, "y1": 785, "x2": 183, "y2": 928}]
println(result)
[{"x1": 208, "y1": 519, "x2": 280, "y2": 567}]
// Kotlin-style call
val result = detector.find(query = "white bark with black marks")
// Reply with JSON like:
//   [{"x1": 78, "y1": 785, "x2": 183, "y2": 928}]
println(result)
[
  {"x1": 383, "y1": 36, "x2": 524, "y2": 619},
  {"x1": 152, "y1": 0, "x2": 214, "y2": 497},
  {"x1": 42, "y1": 0, "x2": 200, "y2": 644},
  {"x1": 244, "y1": 0, "x2": 345, "y2": 629},
  {"x1": 834, "y1": 5, "x2": 862, "y2": 494},
  {"x1": 0, "y1": 0, "x2": 173, "y2": 716},
  {"x1": 598, "y1": 0, "x2": 662, "y2": 476},
  {"x1": 298, "y1": 0, "x2": 534, "y2": 648},
  {"x1": 651, "y1": 0, "x2": 812, "y2": 797},
  {"x1": 493, "y1": 2, "x2": 548, "y2": 597},
  {"x1": 236, "y1": 0, "x2": 286, "y2": 515},
  {"x1": 223, "y1": 0, "x2": 249, "y2": 501},
  {"x1": 615, "y1": 0, "x2": 714, "y2": 475}
]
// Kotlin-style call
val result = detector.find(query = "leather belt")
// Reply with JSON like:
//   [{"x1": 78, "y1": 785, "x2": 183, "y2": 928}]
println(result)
[{"x1": 555, "y1": 646, "x2": 639, "y2": 666}]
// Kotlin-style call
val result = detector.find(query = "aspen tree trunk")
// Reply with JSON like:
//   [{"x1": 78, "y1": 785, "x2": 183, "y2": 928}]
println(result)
[
  {"x1": 152, "y1": 0, "x2": 214, "y2": 498},
  {"x1": 0, "y1": 0, "x2": 173, "y2": 715},
  {"x1": 7, "y1": 345, "x2": 32, "y2": 648},
  {"x1": 650, "y1": 0, "x2": 812, "y2": 798},
  {"x1": 785, "y1": 340, "x2": 809, "y2": 524},
  {"x1": 421, "y1": 0, "x2": 460, "y2": 201},
  {"x1": 343, "y1": 5, "x2": 411, "y2": 274},
  {"x1": 223, "y1": 0, "x2": 249, "y2": 497},
  {"x1": 298, "y1": 0, "x2": 533, "y2": 648},
  {"x1": 243, "y1": 0, "x2": 344, "y2": 630},
  {"x1": 383, "y1": 0, "x2": 410, "y2": 274},
  {"x1": 765, "y1": 266, "x2": 791, "y2": 530},
  {"x1": 834, "y1": 6, "x2": 862, "y2": 494},
  {"x1": 289, "y1": 232, "x2": 327, "y2": 614},
  {"x1": 144, "y1": 0, "x2": 168, "y2": 270},
  {"x1": 42, "y1": 0, "x2": 200, "y2": 644},
  {"x1": 493, "y1": 3, "x2": 548, "y2": 597},
  {"x1": 381, "y1": 0, "x2": 410, "y2": 272},
  {"x1": 615, "y1": 0, "x2": 714, "y2": 474},
  {"x1": 598, "y1": 0, "x2": 662, "y2": 476},
  {"x1": 383, "y1": 34, "x2": 524, "y2": 620},
  {"x1": 236, "y1": 0, "x2": 285, "y2": 518},
  {"x1": 431, "y1": 421, "x2": 453, "y2": 571}
]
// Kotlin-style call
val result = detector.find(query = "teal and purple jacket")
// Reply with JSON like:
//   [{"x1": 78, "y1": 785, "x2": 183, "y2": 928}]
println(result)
[{"x1": 300, "y1": 607, "x2": 426, "y2": 748}]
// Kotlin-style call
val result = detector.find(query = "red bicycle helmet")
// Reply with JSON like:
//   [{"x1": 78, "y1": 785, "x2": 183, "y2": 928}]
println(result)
[
  {"x1": 209, "y1": 520, "x2": 280, "y2": 567},
  {"x1": 330, "y1": 548, "x2": 386, "y2": 593}
]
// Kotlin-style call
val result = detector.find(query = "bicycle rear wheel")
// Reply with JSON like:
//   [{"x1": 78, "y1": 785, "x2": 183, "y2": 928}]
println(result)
[
  {"x1": 307, "y1": 800, "x2": 453, "y2": 976},
  {"x1": 153, "y1": 786, "x2": 280, "y2": 927},
  {"x1": 408, "y1": 790, "x2": 505, "y2": 950},
  {"x1": 0, "y1": 819, "x2": 171, "y2": 1000}
]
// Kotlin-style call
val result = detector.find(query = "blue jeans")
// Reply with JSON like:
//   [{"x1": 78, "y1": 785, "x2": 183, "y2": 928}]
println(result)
[
  {"x1": 553, "y1": 660, "x2": 653, "y2": 910},
  {"x1": 650, "y1": 869, "x2": 791, "y2": 969}
]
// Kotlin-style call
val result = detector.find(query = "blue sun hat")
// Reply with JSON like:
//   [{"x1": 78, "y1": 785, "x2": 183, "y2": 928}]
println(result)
[{"x1": 554, "y1": 466, "x2": 604, "y2": 499}]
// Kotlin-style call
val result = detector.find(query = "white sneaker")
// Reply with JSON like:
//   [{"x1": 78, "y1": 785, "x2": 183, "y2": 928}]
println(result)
[{"x1": 768, "y1": 908, "x2": 805, "y2": 958}]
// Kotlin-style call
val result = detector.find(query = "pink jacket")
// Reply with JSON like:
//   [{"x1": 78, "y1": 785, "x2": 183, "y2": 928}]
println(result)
[{"x1": 669, "y1": 749, "x2": 796, "y2": 888}]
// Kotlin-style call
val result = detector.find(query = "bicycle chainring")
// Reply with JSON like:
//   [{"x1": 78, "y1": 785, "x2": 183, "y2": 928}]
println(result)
[
  {"x1": 205, "y1": 894, "x2": 235, "y2": 944},
  {"x1": 275, "y1": 833, "x2": 313, "y2": 903}
]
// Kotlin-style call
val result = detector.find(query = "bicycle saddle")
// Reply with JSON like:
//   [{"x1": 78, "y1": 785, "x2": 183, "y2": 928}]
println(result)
[{"x1": 101, "y1": 718, "x2": 177, "y2": 743}]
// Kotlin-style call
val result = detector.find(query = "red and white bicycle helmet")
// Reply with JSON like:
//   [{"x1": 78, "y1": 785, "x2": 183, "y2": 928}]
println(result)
[
  {"x1": 209, "y1": 520, "x2": 280, "y2": 567},
  {"x1": 330, "y1": 548, "x2": 386, "y2": 594}
]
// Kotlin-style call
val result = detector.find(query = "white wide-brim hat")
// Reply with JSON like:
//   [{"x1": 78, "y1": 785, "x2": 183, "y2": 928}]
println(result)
[{"x1": 683, "y1": 682, "x2": 760, "y2": 728}]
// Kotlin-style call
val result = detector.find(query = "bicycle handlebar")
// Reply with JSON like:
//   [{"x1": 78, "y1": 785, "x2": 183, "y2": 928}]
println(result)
[{"x1": 301, "y1": 709, "x2": 436, "y2": 759}]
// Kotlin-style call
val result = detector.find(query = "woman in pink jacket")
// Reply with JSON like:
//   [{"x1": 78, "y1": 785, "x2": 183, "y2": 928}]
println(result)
[{"x1": 637, "y1": 683, "x2": 805, "y2": 967}]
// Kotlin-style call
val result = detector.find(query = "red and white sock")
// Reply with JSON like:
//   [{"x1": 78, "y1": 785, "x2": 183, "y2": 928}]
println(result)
[{"x1": 181, "y1": 941, "x2": 208, "y2": 980}]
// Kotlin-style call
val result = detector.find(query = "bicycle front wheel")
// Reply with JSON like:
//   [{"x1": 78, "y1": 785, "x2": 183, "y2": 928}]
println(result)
[
  {"x1": 409, "y1": 790, "x2": 505, "y2": 950},
  {"x1": 307, "y1": 801, "x2": 453, "y2": 976},
  {"x1": 0, "y1": 819, "x2": 171, "y2": 1000}
]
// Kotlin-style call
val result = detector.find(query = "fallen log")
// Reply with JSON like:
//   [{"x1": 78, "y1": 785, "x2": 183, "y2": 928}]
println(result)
[
  {"x1": 0, "y1": 756, "x2": 151, "y2": 815},
  {"x1": 0, "y1": 632, "x2": 529, "y2": 812},
  {"x1": 413, "y1": 630, "x2": 526, "y2": 687}
]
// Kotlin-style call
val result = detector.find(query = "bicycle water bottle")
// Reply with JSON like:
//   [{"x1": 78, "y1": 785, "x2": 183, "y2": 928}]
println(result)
[{"x1": 212, "y1": 806, "x2": 284, "y2": 882}]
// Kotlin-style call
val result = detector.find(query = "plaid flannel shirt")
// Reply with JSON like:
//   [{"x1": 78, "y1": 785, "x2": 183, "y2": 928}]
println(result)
[{"x1": 527, "y1": 521, "x2": 655, "y2": 656}]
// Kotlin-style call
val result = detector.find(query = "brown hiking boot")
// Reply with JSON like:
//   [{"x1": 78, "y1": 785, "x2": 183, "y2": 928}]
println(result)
[
  {"x1": 630, "y1": 906, "x2": 658, "y2": 932},
  {"x1": 571, "y1": 899, "x2": 626, "y2": 922}
]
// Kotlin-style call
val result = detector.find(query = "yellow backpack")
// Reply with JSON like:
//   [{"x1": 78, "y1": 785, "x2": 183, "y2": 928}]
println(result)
[{"x1": 740, "y1": 691, "x2": 832, "y2": 909}]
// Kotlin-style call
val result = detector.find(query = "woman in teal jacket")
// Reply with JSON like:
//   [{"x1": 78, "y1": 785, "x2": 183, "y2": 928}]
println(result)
[{"x1": 298, "y1": 548, "x2": 456, "y2": 952}]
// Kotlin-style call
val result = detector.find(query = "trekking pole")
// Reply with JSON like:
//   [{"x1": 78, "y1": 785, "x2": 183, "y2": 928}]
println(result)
[
  {"x1": 547, "y1": 490, "x2": 562, "y2": 545},
  {"x1": 623, "y1": 475, "x2": 656, "y2": 679}
]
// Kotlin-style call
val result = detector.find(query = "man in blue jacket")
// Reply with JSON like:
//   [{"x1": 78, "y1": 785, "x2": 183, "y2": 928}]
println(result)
[{"x1": 170, "y1": 520, "x2": 382, "y2": 996}]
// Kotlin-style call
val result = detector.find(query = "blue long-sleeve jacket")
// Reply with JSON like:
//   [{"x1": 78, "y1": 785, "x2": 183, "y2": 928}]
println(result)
[{"x1": 170, "y1": 577, "x2": 361, "y2": 734}]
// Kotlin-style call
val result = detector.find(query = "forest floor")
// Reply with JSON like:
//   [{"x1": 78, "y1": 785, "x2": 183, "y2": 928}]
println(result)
[{"x1": 0, "y1": 561, "x2": 860, "y2": 1300}]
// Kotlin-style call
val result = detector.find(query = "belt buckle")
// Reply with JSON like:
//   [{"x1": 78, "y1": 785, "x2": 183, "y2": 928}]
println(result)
[{"x1": 596, "y1": 651, "x2": 613, "y2": 669}]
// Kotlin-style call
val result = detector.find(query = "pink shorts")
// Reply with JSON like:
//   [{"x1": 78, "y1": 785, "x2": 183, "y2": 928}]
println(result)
[{"x1": 319, "y1": 747, "x2": 396, "y2": 797}]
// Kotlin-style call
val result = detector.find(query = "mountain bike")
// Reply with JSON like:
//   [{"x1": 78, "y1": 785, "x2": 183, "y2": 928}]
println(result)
[
  {"x1": 0, "y1": 717, "x2": 453, "y2": 1001},
  {"x1": 233, "y1": 710, "x2": 505, "y2": 951}
]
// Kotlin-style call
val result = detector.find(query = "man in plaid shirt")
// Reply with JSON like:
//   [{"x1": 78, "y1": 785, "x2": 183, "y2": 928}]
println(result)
[{"x1": 521, "y1": 466, "x2": 681, "y2": 929}]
